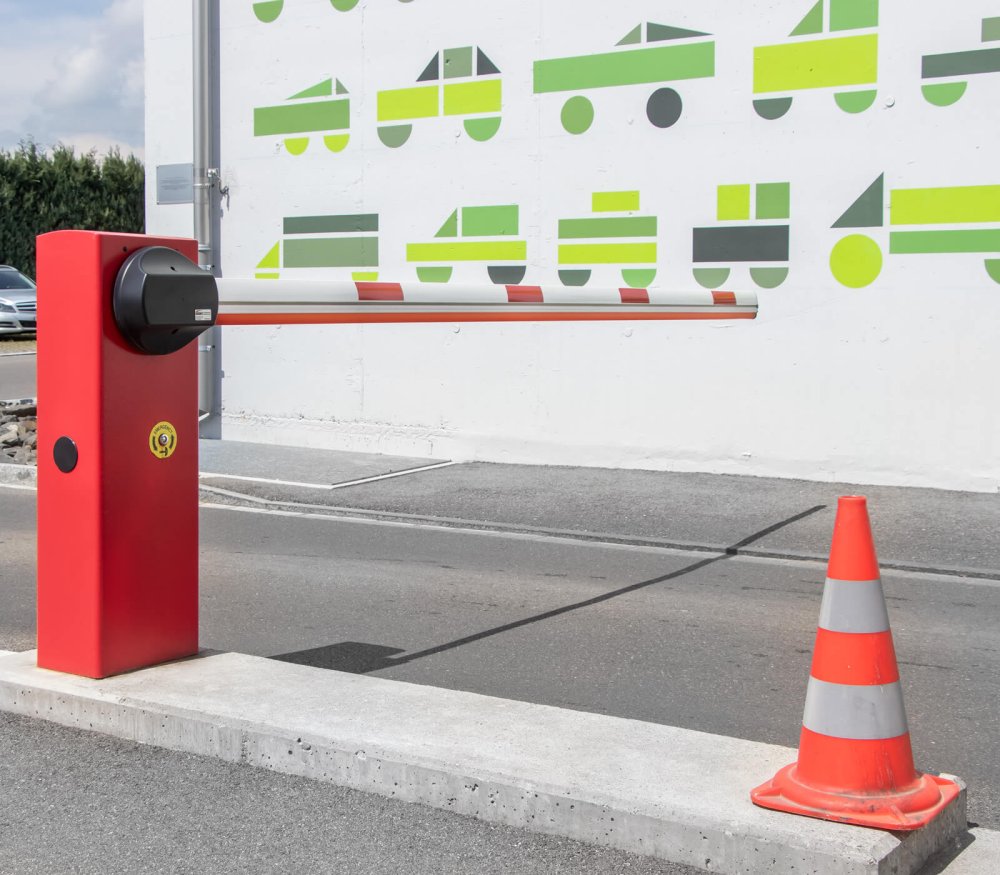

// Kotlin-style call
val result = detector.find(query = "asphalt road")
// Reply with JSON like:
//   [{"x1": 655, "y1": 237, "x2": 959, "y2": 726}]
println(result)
[
  {"x1": 0, "y1": 709, "x2": 699, "y2": 875},
  {"x1": 0, "y1": 349, "x2": 35, "y2": 400},
  {"x1": 2, "y1": 486, "x2": 998, "y2": 838}
]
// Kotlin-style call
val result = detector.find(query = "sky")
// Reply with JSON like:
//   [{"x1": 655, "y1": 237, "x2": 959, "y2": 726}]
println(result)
[{"x1": 0, "y1": 0, "x2": 144, "y2": 158}]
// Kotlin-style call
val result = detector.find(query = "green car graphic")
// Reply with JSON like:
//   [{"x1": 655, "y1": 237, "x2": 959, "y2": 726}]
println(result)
[
  {"x1": 921, "y1": 16, "x2": 1000, "y2": 106},
  {"x1": 406, "y1": 205, "x2": 527, "y2": 284},
  {"x1": 753, "y1": 0, "x2": 878, "y2": 119},
  {"x1": 692, "y1": 183, "x2": 791, "y2": 289},
  {"x1": 252, "y1": 0, "x2": 413, "y2": 24},
  {"x1": 256, "y1": 214, "x2": 379, "y2": 281},
  {"x1": 377, "y1": 46, "x2": 502, "y2": 148},
  {"x1": 254, "y1": 79, "x2": 351, "y2": 156},
  {"x1": 533, "y1": 22, "x2": 715, "y2": 134},
  {"x1": 557, "y1": 191, "x2": 657, "y2": 287},
  {"x1": 830, "y1": 175, "x2": 1000, "y2": 288}
]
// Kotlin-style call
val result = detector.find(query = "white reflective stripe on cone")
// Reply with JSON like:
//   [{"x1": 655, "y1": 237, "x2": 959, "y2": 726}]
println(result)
[
  {"x1": 818, "y1": 578, "x2": 890, "y2": 634},
  {"x1": 802, "y1": 678, "x2": 909, "y2": 740}
]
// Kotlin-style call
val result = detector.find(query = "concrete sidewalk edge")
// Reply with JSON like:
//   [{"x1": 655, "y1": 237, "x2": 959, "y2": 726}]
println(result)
[
  {"x1": 0, "y1": 462, "x2": 35, "y2": 484},
  {"x1": 0, "y1": 650, "x2": 971, "y2": 875}
]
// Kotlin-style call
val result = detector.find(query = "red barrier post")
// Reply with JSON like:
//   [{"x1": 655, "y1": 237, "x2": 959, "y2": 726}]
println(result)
[{"x1": 36, "y1": 231, "x2": 202, "y2": 678}]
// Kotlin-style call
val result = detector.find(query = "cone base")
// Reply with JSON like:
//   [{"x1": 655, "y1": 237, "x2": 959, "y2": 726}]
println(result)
[{"x1": 751, "y1": 762, "x2": 961, "y2": 831}]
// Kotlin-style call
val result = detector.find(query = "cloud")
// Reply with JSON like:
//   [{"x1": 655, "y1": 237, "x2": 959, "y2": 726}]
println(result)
[{"x1": 0, "y1": 0, "x2": 144, "y2": 158}]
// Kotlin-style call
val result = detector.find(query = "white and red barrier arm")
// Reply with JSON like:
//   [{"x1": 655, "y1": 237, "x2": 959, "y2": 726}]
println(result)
[{"x1": 214, "y1": 279, "x2": 757, "y2": 325}]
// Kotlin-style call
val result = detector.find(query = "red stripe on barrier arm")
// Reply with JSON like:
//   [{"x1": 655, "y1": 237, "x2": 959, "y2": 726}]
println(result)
[
  {"x1": 619, "y1": 288, "x2": 650, "y2": 304},
  {"x1": 218, "y1": 311, "x2": 757, "y2": 326},
  {"x1": 506, "y1": 285, "x2": 544, "y2": 303},
  {"x1": 356, "y1": 282, "x2": 404, "y2": 301},
  {"x1": 712, "y1": 291, "x2": 737, "y2": 305},
  {"x1": 809, "y1": 628, "x2": 900, "y2": 686}
]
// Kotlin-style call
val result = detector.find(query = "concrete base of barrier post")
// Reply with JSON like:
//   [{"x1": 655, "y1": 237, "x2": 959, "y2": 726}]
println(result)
[{"x1": 0, "y1": 650, "x2": 967, "y2": 874}]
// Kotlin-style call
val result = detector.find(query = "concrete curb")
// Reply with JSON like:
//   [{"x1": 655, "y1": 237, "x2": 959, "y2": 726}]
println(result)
[
  {"x1": 0, "y1": 650, "x2": 968, "y2": 874},
  {"x1": 0, "y1": 462, "x2": 36, "y2": 484}
]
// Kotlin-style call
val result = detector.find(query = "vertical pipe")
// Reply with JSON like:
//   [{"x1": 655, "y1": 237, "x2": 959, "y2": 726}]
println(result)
[{"x1": 193, "y1": 0, "x2": 222, "y2": 438}]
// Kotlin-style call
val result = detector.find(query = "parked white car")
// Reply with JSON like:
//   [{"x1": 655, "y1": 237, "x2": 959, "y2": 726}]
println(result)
[{"x1": 0, "y1": 266, "x2": 36, "y2": 336}]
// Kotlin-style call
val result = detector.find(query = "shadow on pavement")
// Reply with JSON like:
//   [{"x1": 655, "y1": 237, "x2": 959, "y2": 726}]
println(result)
[{"x1": 272, "y1": 503, "x2": 826, "y2": 675}]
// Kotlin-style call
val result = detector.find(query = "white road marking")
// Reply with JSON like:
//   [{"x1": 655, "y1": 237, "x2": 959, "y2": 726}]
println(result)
[
  {"x1": 199, "y1": 500, "x2": 709, "y2": 557},
  {"x1": 196, "y1": 500, "x2": 1000, "y2": 587},
  {"x1": 3, "y1": 480, "x2": 997, "y2": 586},
  {"x1": 198, "y1": 460, "x2": 457, "y2": 491},
  {"x1": 0, "y1": 352, "x2": 36, "y2": 358}
]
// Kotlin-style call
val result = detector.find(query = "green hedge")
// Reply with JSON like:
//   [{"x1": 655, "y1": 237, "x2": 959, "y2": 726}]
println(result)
[{"x1": 0, "y1": 143, "x2": 144, "y2": 278}]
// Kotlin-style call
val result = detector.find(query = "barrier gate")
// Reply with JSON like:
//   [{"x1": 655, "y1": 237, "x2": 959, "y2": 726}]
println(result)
[{"x1": 36, "y1": 230, "x2": 757, "y2": 678}]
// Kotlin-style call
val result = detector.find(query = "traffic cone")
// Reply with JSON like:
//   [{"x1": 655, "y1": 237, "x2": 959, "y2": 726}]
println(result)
[{"x1": 750, "y1": 495, "x2": 960, "y2": 830}]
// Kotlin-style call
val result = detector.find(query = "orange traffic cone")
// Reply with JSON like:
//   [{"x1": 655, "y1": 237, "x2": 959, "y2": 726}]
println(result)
[{"x1": 751, "y1": 495, "x2": 960, "y2": 830}]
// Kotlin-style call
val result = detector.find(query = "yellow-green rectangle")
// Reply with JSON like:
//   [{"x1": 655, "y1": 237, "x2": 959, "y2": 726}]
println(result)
[
  {"x1": 889, "y1": 229, "x2": 1000, "y2": 254},
  {"x1": 753, "y1": 34, "x2": 878, "y2": 94},
  {"x1": 443, "y1": 79, "x2": 501, "y2": 116},
  {"x1": 592, "y1": 191, "x2": 640, "y2": 212},
  {"x1": 717, "y1": 185, "x2": 751, "y2": 221},
  {"x1": 534, "y1": 42, "x2": 715, "y2": 93},
  {"x1": 462, "y1": 205, "x2": 518, "y2": 236},
  {"x1": 890, "y1": 185, "x2": 1000, "y2": 225},
  {"x1": 377, "y1": 86, "x2": 438, "y2": 122},
  {"x1": 558, "y1": 243, "x2": 657, "y2": 264},
  {"x1": 407, "y1": 241, "x2": 527, "y2": 262},
  {"x1": 830, "y1": 0, "x2": 878, "y2": 32},
  {"x1": 558, "y1": 217, "x2": 657, "y2": 238}
]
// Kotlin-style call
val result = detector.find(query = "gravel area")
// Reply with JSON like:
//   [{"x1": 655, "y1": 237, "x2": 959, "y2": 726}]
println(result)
[
  {"x1": 0, "y1": 400, "x2": 37, "y2": 465},
  {"x1": 0, "y1": 337, "x2": 36, "y2": 354}
]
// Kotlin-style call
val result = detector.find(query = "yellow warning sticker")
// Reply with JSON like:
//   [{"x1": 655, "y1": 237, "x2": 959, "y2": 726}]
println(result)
[{"x1": 149, "y1": 421, "x2": 178, "y2": 459}]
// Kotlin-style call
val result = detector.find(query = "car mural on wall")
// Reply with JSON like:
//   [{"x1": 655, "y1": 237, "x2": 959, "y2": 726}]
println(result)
[
  {"x1": 406, "y1": 205, "x2": 527, "y2": 284},
  {"x1": 753, "y1": 0, "x2": 878, "y2": 119},
  {"x1": 254, "y1": 79, "x2": 351, "y2": 155},
  {"x1": 692, "y1": 182, "x2": 791, "y2": 289},
  {"x1": 921, "y1": 16, "x2": 1000, "y2": 106},
  {"x1": 252, "y1": 0, "x2": 413, "y2": 24},
  {"x1": 556, "y1": 191, "x2": 657, "y2": 287},
  {"x1": 256, "y1": 213, "x2": 380, "y2": 281},
  {"x1": 377, "y1": 46, "x2": 502, "y2": 147},
  {"x1": 533, "y1": 22, "x2": 715, "y2": 134},
  {"x1": 829, "y1": 174, "x2": 1000, "y2": 288}
]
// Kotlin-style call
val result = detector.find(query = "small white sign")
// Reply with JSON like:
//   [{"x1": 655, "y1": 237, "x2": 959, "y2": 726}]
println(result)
[{"x1": 194, "y1": 309, "x2": 212, "y2": 322}]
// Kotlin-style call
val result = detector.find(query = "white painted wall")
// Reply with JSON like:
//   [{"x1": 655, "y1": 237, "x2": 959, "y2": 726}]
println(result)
[{"x1": 145, "y1": 0, "x2": 1000, "y2": 491}]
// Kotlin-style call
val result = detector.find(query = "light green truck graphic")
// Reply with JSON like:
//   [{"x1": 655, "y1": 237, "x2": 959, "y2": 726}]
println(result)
[
  {"x1": 377, "y1": 46, "x2": 502, "y2": 148},
  {"x1": 406, "y1": 205, "x2": 527, "y2": 284},
  {"x1": 255, "y1": 214, "x2": 379, "y2": 281},
  {"x1": 921, "y1": 16, "x2": 1000, "y2": 106},
  {"x1": 254, "y1": 79, "x2": 350, "y2": 156},
  {"x1": 692, "y1": 183, "x2": 791, "y2": 289},
  {"x1": 753, "y1": 0, "x2": 878, "y2": 119},
  {"x1": 533, "y1": 23, "x2": 715, "y2": 134},
  {"x1": 252, "y1": 0, "x2": 412, "y2": 24},
  {"x1": 557, "y1": 192, "x2": 657, "y2": 287},
  {"x1": 830, "y1": 175, "x2": 1000, "y2": 287}
]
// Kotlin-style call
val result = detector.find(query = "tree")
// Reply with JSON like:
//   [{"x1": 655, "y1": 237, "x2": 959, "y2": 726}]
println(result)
[{"x1": 0, "y1": 142, "x2": 144, "y2": 276}]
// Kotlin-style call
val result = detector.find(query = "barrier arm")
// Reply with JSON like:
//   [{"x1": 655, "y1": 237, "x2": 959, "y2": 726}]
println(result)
[{"x1": 215, "y1": 278, "x2": 757, "y2": 325}]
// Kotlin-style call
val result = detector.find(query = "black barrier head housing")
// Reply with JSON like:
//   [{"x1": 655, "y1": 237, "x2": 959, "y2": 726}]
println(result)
[{"x1": 113, "y1": 246, "x2": 219, "y2": 355}]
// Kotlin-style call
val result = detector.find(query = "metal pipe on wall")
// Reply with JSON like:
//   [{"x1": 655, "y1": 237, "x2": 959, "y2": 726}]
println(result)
[{"x1": 193, "y1": 0, "x2": 222, "y2": 438}]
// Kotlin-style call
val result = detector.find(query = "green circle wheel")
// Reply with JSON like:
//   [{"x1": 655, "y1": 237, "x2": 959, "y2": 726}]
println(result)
[
  {"x1": 561, "y1": 96, "x2": 594, "y2": 135},
  {"x1": 830, "y1": 235, "x2": 882, "y2": 288}
]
